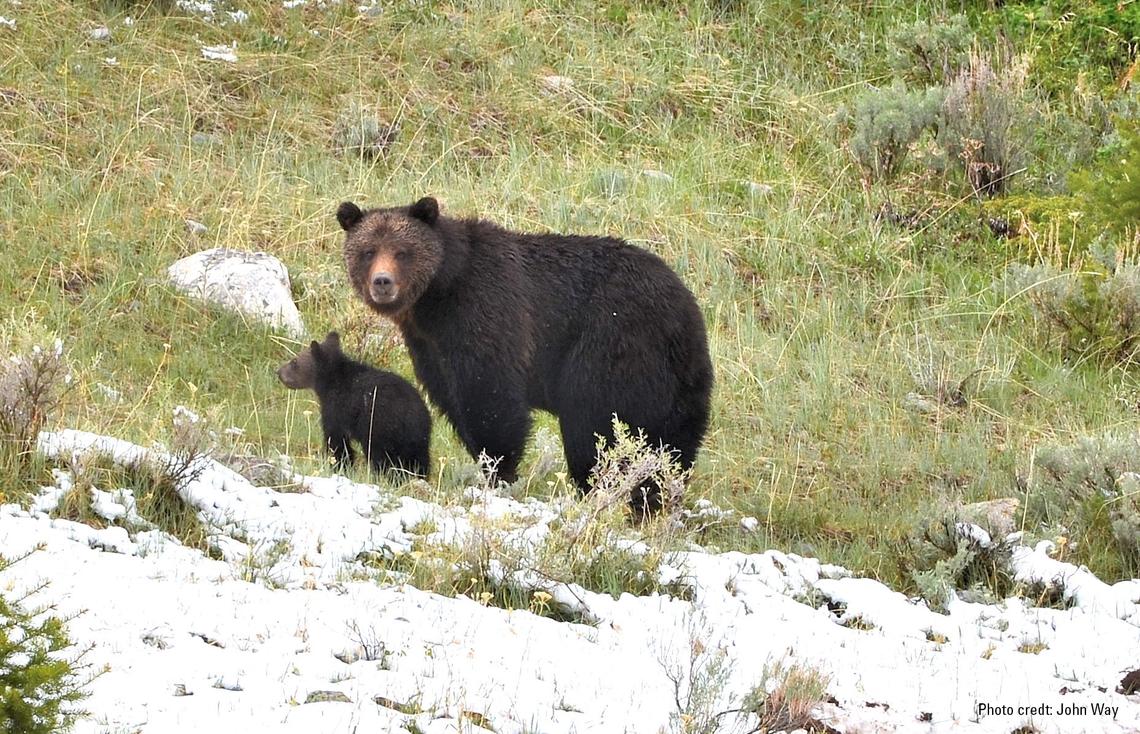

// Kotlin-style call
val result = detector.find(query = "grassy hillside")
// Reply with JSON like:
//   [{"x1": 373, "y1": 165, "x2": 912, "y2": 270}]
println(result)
[{"x1": 2, "y1": 0, "x2": 1138, "y2": 591}]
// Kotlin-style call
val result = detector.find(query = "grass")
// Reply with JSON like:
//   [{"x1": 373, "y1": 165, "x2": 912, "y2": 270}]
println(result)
[{"x1": 2, "y1": 0, "x2": 1137, "y2": 590}]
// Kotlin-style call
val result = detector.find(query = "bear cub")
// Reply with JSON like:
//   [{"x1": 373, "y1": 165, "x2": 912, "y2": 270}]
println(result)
[{"x1": 277, "y1": 331, "x2": 431, "y2": 477}]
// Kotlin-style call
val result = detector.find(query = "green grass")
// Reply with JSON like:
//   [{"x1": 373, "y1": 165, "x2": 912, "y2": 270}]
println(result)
[{"x1": 2, "y1": 0, "x2": 1137, "y2": 589}]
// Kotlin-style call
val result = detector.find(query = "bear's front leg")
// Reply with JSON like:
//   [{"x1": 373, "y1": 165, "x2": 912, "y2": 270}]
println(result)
[{"x1": 325, "y1": 432, "x2": 356, "y2": 469}]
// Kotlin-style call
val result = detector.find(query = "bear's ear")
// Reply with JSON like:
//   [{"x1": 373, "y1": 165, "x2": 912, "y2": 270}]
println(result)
[
  {"x1": 337, "y1": 201, "x2": 364, "y2": 231},
  {"x1": 308, "y1": 340, "x2": 323, "y2": 360},
  {"x1": 408, "y1": 197, "x2": 439, "y2": 226},
  {"x1": 323, "y1": 331, "x2": 342, "y2": 354}
]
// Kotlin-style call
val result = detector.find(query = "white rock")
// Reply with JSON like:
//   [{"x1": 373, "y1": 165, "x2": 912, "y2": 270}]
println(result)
[
  {"x1": 167, "y1": 248, "x2": 305, "y2": 338},
  {"x1": 641, "y1": 169, "x2": 674, "y2": 183},
  {"x1": 744, "y1": 181, "x2": 774, "y2": 197},
  {"x1": 538, "y1": 75, "x2": 574, "y2": 95},
  {"x1": 185, "y1": 219, "x2": 207, "y2": 235},
  {"x1": 89, "y1": 26, "x2": 111, "y2": 41},
  {"x1": 740, "y1": 516, "x2": 760, "y2": 532},
  {"x1": 0, "y1": 16, "x2": 15, "y2": 29},
  {"x1": 357, "y1": 1, "x2": 383, "y2": 16}
]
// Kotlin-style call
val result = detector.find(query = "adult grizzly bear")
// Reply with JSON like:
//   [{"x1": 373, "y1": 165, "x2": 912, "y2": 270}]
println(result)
[{"x1": 338, "y1": 196, "x2": 712, "y2": 512}]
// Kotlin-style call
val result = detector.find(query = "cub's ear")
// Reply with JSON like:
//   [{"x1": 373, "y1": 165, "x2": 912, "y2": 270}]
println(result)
[
  {"x1": 323, "y1": 331, "x2": 341, "y2": 353},
  {"x1": 337, "y1": 201, "x2": 364, "y2": 231},
  {"x1": 408, "y1": 196, "x2": 439, "y2": 225},
  {"x1": 309, "y1": 340, "x2": 323, "y2": 359}
]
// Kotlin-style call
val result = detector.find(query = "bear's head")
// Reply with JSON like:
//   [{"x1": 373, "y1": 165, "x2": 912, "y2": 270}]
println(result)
[
  {"x1": 277, "y1": 331, "x2": 343, "y2": 389},
  {"x1": 338, "y1": 197, "x2": 444, "y2": 318}
]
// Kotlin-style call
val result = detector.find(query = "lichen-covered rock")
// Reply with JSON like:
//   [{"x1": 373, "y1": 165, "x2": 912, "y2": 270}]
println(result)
[{"x1": 167, "y1": 248, "x2": 304, "y2": 337}]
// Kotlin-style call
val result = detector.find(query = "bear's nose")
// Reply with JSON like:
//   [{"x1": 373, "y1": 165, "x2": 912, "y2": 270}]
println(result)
[{"x1": 371, "y1": 272, "x2": 395, "y2": 289}]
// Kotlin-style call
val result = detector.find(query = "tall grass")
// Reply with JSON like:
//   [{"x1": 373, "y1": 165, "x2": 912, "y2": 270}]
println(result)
[{"x1": 1, "y1": 0, "x2": 1134, "y2": 586}]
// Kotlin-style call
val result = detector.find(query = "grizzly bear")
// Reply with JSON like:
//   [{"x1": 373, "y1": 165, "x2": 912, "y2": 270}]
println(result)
[
  {"x1": 277, "y1": 331, "x2": 431, "y2": 477},
  {"x1": 337, "y1": 196, "x2": 713, "y2": 512}
]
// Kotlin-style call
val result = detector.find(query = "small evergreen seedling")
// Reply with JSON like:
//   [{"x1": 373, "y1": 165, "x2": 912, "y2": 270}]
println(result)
[{"x1": 277, "y1": 332, "x2": 431, "y2": 477}]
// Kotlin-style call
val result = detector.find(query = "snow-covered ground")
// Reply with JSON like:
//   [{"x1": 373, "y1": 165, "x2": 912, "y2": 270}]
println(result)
[{"x1": 2, "y1": 428, "x2": 1139, "y2": 733}]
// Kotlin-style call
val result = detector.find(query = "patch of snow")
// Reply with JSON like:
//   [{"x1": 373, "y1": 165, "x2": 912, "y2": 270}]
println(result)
[
  {"x1": 201, "y1": 43, "x2": 238, "y2": 63},
  {"x1": 177, "y1": 0, "x2": 216, "y2": 16},
  {"x1": 0, "y1": 427, "x2": 1136, "y2": 733},
  {"x1": 167, "y1": 248, "x2": 305, "y2": 338},
  {"x1": 0, "y1": 16, "x2": 15, "y2": 29}
]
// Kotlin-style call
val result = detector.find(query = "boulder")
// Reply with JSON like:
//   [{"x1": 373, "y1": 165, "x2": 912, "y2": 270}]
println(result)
[{"x1": 167, "y1": 248, "x2": 305, "y2": 338}]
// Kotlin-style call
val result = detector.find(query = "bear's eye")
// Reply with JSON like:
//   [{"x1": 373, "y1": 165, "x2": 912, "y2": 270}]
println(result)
[
  {"x1": 360, "y1": 249, "x2": 376, "y2": 260},
  {"x1": 395, "y1": 250, "x2": 410, "y2": 260}
]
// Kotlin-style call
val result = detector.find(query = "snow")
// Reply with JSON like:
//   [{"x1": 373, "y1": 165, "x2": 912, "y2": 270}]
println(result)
[
  {"x1": 201, "y1": 43, "x2": 238, "y2": 63},
  {"x1": 0, "y1": 428, "x2": 1137, "y2": 733}
]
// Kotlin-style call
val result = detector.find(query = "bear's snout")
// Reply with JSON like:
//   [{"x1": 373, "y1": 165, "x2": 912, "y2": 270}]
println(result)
[{"x1": 369, "y1": 271, "x2": 399, "y2": 303}]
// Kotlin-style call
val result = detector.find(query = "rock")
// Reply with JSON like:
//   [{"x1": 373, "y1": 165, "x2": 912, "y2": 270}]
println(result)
[
  {"x1": 903, "y1": 391, "x2": 938, "y2": 415},
  {"x1": 641, "y1": 169, "x2": 674, "y2": 183},
  {"x1": 959, "y1": 498, "x2": 1020, "y2": 538},
  {"x1": 358, "y1": 1, "x2": 384, "y2": 17},
  {"x1": 744, "y1": 181, "x2": 773, "y2": 197},
  {"x1": 172, "y1": 683, "x2": 193, "y2": 696},
  {"x1": 740, "y1": 516, "x2": 759, "y2": 532},
  {"x1": 89, "y1": 26, "x2": 111, "y2": 42},
  {"x1": 305, "y1": 690, "x2": 352, "y2": 704},
  {"x1": 185, "y1": 219, "x2": 207, "y2": 235},
  {"x1": 191, "y1": 132, "x2": 223, "y2": 147},
  {"x1": 1119, "y1": 668, "x2": 1140, "y2": 695},
  {"x1": 539, "y1": 75, "x2": 574, "y2": 95},
  {"x1": 167, "y1": 248, "x2": 305, "y2": 338}
]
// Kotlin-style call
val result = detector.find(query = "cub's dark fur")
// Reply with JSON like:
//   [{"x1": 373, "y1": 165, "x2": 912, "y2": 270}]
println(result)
[{"x1": 277, "y1": 331, "x2": 430, "y2": 477}]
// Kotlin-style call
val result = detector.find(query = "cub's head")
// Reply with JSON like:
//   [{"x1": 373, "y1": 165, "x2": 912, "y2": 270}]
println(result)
[
  {"x1": 276, "y1": 331, "x2": 343, "y2": 389},
  {"x1": 338, "y1": 197, "x2": 445, "y2": 317}
]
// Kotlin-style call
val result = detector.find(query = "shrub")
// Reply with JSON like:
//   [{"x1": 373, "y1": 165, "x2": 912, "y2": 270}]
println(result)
[
  {"x1": 1026, "y1": 432, "x2": 1140, "y2": 580},
  {"x1": 886, "y1": 14, "x2": 973, "y2": 85},
  {"x1": 0, "y1": 554, "x2": 90, "y2": 734},
  {"x1": 1071, "y1": 119, "x2": 1140, "y2": 238},
  {"x1": 985, "y1": 1, "x2": 1140, "y2": 92},
  {"x1": 739, "y1": 660, "x2": 832, "y2": 734},
  {"x1": 1003, "y1": 262, "x2": 1140, "y2": 366},
  {"x1": 123, "y1": 406, "x2": 214, "y2": 550},
  {"x1": 981, "y1": 193, "x2": 1100, "y2": 261},
  {"x1": 845, "y1": 80, "x2": 944, "y2": 187},
  {"x1": 941, "y1": 50, "x2": 1032, "y2": 199},
  {"x1": 0, "y1": 337, "x2": 70, "y2": 505},
  {"x1": 897, "y1": 517, "x2": 1015, "y2": 611},
  {"x1": 588, "y1": 416, "x2": 689, "y2": 520},
  {"x1": 331, "y1": 100, "x2": 398, "y2": 161}
]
